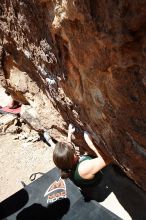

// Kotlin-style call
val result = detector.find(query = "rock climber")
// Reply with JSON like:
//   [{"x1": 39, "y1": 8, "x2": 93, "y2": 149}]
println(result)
[{"x1": 43, "y1": 124, "x2": 111, "y2": 201}]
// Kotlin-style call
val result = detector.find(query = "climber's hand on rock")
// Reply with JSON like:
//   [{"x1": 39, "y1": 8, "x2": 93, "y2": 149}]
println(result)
[
  {"x1": 67, "y1": 124, "x2": 75, "y2": 142},
  {"x1": 84, "y1": 131, "x2": 92, "y2": 142},
  {"x1": 68, "y1": 123, "x2": 75, "y2": 135}
]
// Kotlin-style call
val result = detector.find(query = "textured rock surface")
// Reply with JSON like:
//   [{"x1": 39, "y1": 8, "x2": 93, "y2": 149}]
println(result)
[{"x1": 0, "y1": 0, "x2": 146, "y2": 191}]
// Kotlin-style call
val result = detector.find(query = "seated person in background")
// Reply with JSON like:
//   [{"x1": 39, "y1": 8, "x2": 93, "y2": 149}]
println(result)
[
  {"x1": 0, "y1": 91, "x2": 21, "y2": 115},
  {"x1": 44, "y1": 124, "x2": 111, "y2": 201},
  {"x1": 4, "y1": 91, "x2": 21, "y2": 109}
]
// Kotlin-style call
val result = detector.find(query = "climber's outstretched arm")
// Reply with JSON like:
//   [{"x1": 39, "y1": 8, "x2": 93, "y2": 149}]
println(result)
[
  {"x1": 67, "y1": 124, "x2": 75, "y2": 142},
  {"x1": 84, "y1": 132, "x2": 102, "y2": 157},
  {"x1": 83, "y1": 131, "x2": 111, "y2": 165}
]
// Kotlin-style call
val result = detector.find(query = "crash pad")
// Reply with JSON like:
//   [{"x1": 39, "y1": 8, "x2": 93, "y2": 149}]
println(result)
[{"x1": 0, "y1": 167, "x2": 121, "y2": 220}]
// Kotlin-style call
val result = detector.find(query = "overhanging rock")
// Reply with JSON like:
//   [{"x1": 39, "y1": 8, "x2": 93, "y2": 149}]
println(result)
[{"x1": 0, "y1": 0, "x2": 146, "y2": 191}]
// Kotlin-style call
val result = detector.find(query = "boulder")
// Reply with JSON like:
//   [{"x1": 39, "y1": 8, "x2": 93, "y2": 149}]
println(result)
[{"x1": 0, "y1": 0, "x2": 146, "y2": 191}]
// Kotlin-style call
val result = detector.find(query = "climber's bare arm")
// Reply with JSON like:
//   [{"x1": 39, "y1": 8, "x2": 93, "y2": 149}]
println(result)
[
  {"x1": 78, "y1": 157, "x2": 106, "y2": 179},
  {"x1": 67, "y1": 124, "x2": 75, "y2": 142},
  {"x1": 84, "y1": 131, "x2": 112, "y2": 166},
  {"x1": 84, "y1": 132, "x2": 103, "y2": 158}
]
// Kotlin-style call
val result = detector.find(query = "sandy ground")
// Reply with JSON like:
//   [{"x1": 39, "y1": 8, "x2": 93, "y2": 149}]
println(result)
[
  {"x1": 0, "y1": 133, "x2": 55, "y2": 202},
  {"x1": 0, "y1": 86, "x2": 55, "y2": 201}
]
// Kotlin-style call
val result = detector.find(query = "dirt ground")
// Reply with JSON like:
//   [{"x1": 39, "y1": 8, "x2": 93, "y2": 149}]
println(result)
[
  {"x1": 0, "y1": 133, "x2": 55, "y2": 202},
  {"x1": 0, "y1": 86, "x2": 56, "y2": 202}
]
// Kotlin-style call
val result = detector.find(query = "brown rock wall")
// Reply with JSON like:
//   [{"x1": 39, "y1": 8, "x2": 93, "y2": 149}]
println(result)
[{"x1": 0, "y1": 0, "x2": 146, "y2": 190}]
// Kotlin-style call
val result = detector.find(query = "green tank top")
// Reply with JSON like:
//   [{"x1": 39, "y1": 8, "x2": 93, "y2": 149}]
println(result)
[{"x1": 70, "y1": 155, "x2": 102, "y2": 187}]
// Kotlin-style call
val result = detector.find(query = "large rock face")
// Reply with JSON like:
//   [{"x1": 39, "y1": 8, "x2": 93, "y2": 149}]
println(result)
[{"x1": 0, "y1": 0, "x2": 146, "y2": 191}]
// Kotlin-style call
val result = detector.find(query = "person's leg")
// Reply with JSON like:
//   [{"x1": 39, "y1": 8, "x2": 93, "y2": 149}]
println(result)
[{"x1": 43, "y1": 131, "x2": 56, "y2": 149}]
